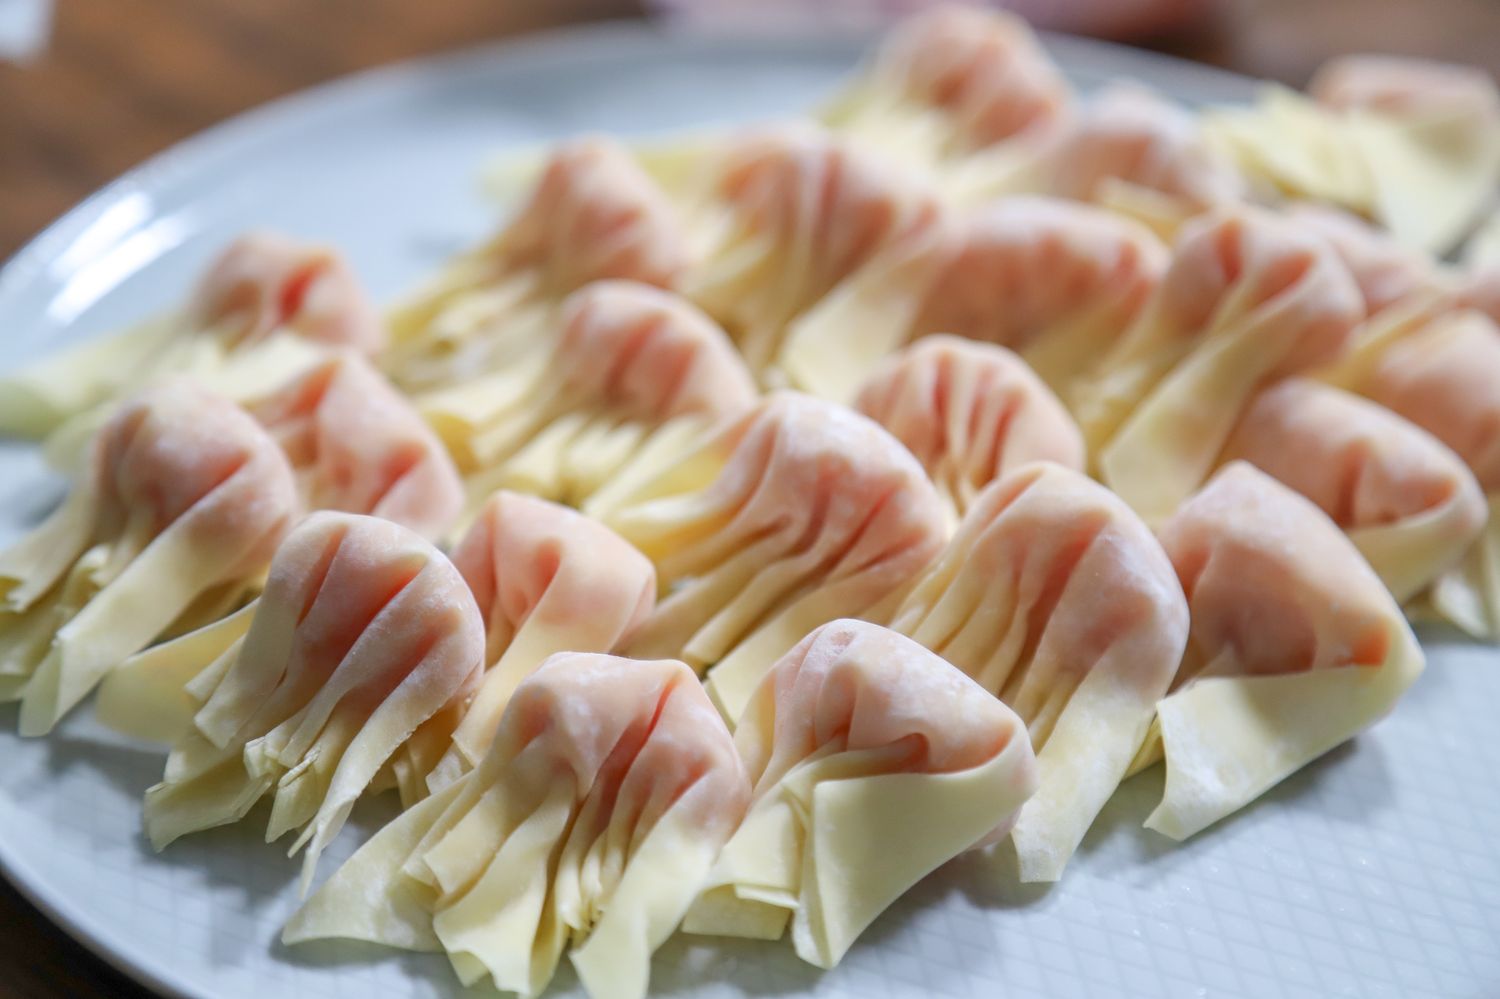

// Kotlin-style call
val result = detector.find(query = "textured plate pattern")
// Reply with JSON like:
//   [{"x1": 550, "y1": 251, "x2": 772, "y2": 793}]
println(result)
[{"x1": 0, "y1": 24, "x2": 1496, "y2": 999}]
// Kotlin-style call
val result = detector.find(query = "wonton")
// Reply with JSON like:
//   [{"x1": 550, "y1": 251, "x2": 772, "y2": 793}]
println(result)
[
  {"x1": 285, "y1": 652, "x2": 748, "y2": 999},
  {"x1": 888, "y1": 462, "x2": 1188, "y2": 880},
  {"x1": 684, "y1": 619, "x2": 1036, "y2": 968},
  {"x1": 0, "y1": 381, "x2": 298, "y2": 735}
]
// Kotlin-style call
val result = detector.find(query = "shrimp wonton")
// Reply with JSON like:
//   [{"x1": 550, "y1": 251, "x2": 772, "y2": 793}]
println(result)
[
  {"x1": 682, "y1": 124, "x2": 941, "y2": 373},
  {"x1": 1, "y1": 381, "x2": 298, "y2": 735},
  {"x1": 684, "y1": 619, "x2": 1036, "y2": 968},
  {"x1": 1221, "y1": 378, "x2": 1485, "y2": 602},
  {"x1": 854, "y1": 335, "x2": 1084, "y2": 527},
  {"x1": 383, "y1": 138, "x2": 691, "y2": 392},
  {"x1": 888, "y1": 462, "x2": 1188, "y2": 880},
  {"x1": 420, "y1": 280, "x2": 757, "y2": 509},
  {"x1": 1140, "y1": 463, "x2": 1423, "y2": 839},
  {"x1": 285, "y1": 652, "x2": 749, "y2": 999},
  {"x1": 138, "y1": 513, "x2": 485, "y2": 889},
  {"x1": 1083, "y1": 206, "x2": 1363, "y2": 524},
  {"x1": 780, "y1": 196, "x2": 1167, "y2": 404},
  {"x1": 405, "y1": 491, "x2": 656, "y2": 797},
  {"x1": 821, "y1": 5, "x2": 1070, "y2": 170},
  {"x1": 1, "y1": 232, "x2": 379, "y2": 449},
  {"x1": 600, "y1": 391, "x2": 947, "y2": 723},
  {"x1": 248, "y1": 351, "x2": 463, "y2": 539}
]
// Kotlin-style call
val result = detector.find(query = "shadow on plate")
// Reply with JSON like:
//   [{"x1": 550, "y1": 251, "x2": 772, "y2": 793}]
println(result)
[
  {"x1": 272, "y1": 936, "x2": 459, "y2": 995},
  {"x1": 1075, "y1": 734, "x2": 1395, "y2": 884},
  {"x1": 149, "y1": 792, "x2": 408, "y2": 967},
  {"x1": 274, "y1": 911, "x2": 826, "y2": 999},
  {"x1": 651, "y1": 932, "x2": 826, "y2": 998}
]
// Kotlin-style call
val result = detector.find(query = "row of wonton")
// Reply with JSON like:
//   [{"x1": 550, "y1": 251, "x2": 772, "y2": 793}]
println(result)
[
  {"x1": 0, "y1": 5, "x2": 1494, "y2": 997},
  {"x1": 396, "y1": 3, "x2": 1500, "y2": 636},
  {"x1": 12, "y1": 7, "x2": 1497, "y2": 631},
  {"x1": 0, "y1": 370, "x2": 1419, "y2": 999}
]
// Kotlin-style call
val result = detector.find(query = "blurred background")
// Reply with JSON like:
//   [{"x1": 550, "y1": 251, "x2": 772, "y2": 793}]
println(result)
[
  {"x1": 2, "y1": 0, "x2": 1499, "y2": 262},
  {"x1": 0, "y1": 0, "x2": 1496, "y2": 994}
]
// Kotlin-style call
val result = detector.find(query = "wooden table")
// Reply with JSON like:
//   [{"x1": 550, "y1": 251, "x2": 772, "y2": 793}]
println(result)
[{"x1": 1, "y1": 0, "x2": 1497, "y2": 995}]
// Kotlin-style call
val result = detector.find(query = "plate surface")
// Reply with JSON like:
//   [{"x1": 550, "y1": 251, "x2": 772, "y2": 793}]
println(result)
[{"x1": 1, "y1": 22, "x2": 1498, "y2": 999}]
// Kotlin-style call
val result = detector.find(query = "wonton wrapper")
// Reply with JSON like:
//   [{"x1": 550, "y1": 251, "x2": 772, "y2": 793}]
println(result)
[
  {"x1": 1207, "y1": 56, "x2": 1500, "y2": 255},
  {"x1": 246, "y1": 351, "x2": 463, "y2": 540},
  {"x1": 0, "y1": 232, "x2": 378, "y2": 442},
  {"x1": 284, "y1": 653, "x2": 749, "y2": 999},
  {"x1": 680, "y1": 124, "x2": 941, "y2": 374},
  {"x1": 599, "y1": 391, "x2": 946, "y2": 724},
  {"x1": 382, "y1": 137, "x2": 691, "y2": 392},
  {"x1": 1332, "y1": 308, "x2": 1500, "y2": 637},
  {"x1": 1220, "y1": 379, "x2": 1485, "y2": 602},
  {"x1": 820, "y1": 5, "x2": 1070, "y2": 172},
  {"x1": 1204, "y1": 85, "x2": 1375, "y2": 209},
  {"x1": 683, "y1": 619, "x2": 1036, "y2": 968},
  {"x1": 1285, "y1": 203, "x2": 1447, "y2": 316},
  {"x1": 400, "y1": 491, "x2": 656, "y2": 798},
  {"x1": 854, "y1": 335, "x2": 1084, "y2": 528},
  {"x1": 1337, "y1": 312, "x2": 1500, "y2": 493},
  {"x1": 420, "y1": 280, "x2": 757, "y2": 509},
  {"x1": 1429, "y1": 495, "x2": 1500, "y2": 640},
  {"x1": 780, "y1": 195, "x2": 1167, "y2": 404},
  {"x1": 1141, "y1": 462, "x2": 1423, "y2": 840},
  {"x1": 0, "y1": 381, "x2": 298, "y2": 735},
  {"x1": 887, "y1": 462, "x2": 1188, "y2": 880},
  {"x1": 136, "y1": 513, "x2": 485, "y2": 889},
  {"x1": 1084, "y1": 206, "x2": 1363, "y2": 525},
  {"x1": 1043, "y1": 85, "x2": 1247, "y2": 241}
]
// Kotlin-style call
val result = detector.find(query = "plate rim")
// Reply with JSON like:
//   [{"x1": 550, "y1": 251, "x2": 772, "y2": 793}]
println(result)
[{"x1": 0, "y1": 19, "x2": 1260, "y2": 999}]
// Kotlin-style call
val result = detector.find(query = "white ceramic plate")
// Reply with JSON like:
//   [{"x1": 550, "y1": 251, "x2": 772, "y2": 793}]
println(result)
[{"x1": 1, "y1": 22, "x2": 1498, "y2": 999}]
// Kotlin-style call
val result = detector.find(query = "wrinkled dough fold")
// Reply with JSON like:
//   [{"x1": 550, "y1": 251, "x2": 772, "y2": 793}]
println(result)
[
  {"x1": 1141, "y1": 463, "x2": 1423, "y2": 840},
  {"x1": 284, "y1": 653, "x2": 749, "y2": 999},
  {"x1": 0, "y1": 231, "x2": 380, "y2": 443},
  {"x1": 887, "y1": 462, "x2": 1187, "y2": 880},
  {"x1": 600, "y1": 391, "x2": 947, "y2": 724},
  {"x1": 779, "y1": 196, "x2": 1166, "y2": 406},
  {"x1": 137, "y1": 512, "x2": 485, "y2": 890},
  {"x1": 854, "y1": 335, "x2": 1085, "y2": 527},
  {"x1": 0, "y1": 381, "x2": 298, "y2": 735},
  {"x1": 1084, "y1": 206, "x2": 1363, "y2": 525},
  {"x1": 683, "y1": 619, "x2": 1036, "y2": 968}
]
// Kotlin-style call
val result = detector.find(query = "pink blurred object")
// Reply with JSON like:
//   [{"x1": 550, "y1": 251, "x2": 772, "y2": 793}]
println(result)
[{"x1": 647, "y1": 0, "x2": 1213, "y2": 42}]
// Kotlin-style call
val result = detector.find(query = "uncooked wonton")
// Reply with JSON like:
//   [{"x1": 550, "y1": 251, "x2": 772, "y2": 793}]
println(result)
[
  {"x1": 1139, "y1": 463, "x2": 1423, "y2": 839},
  {"x1": 0, "y1": 231, "x2": 379, "y2": 442},
  {"x1": 0, "y1": 381, "x2": 298, "y2": 735},
  {"x1": 138, "y1": 512, "x2": 485, "y2": 889},
  {"x1": 779, "y1": 195, "x2": 1167, "y2": 404},
  {"x1": 854, "y1": 335, "x2": 1084, "y2": 527},
  {"x1": 887, "y1": 461, "x2": 1188, "y2": 880},
  {"x1": 684, "y1": 618, "x2": 1036, "y2": 968},
  {"x1": 600, "y1": 391, "x2": 947, "y2": 724},
  {"x1": 1083, "y1": 205, "x2": 1363, "y2": 524},
  {"x1": 383, "y1": 137, "x2": 691, "y2": 392},
  {"x1": 247, "y1": 351, "x2": 464, "y2": 540},
  {"x1": 284, "y1": 652, "x2": 749, "y2": 999}
]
